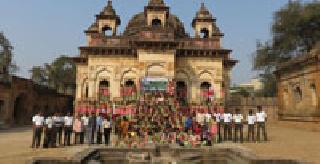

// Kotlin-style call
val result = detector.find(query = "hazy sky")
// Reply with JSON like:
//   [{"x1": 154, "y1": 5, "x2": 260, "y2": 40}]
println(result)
[{"x1": 0, "y1": 0, "x2": 311, "y2": 84}]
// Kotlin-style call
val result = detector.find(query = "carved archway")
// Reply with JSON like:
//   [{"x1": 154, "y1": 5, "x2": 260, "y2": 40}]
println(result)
[{"x1": 13, "y1": 93, "x2": 28, "y2": 125}]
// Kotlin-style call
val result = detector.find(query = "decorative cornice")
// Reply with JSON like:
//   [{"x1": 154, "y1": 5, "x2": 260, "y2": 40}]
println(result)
[{"x1": 275, "y1": 53, "x2": 320, "y2": 75}]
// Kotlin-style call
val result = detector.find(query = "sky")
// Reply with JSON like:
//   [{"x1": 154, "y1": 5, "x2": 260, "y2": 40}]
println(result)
[{"x1": 0, "y1": 0, "x2": 312, "y2": 84}]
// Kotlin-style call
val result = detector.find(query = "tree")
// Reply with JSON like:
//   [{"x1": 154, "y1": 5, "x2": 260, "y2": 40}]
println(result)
[
  {"x1": 0, "y1": 32, "x2": 18, "y2": 77},
  {"x1": 30, "y1": 55, "x2": 76, "y2": 94},
  {"x1": 253, "y1": 1, "x2": 320, "y2": 96},
  {"x1": 30, "y1": 66, "x2": 48, "y2": 85}
]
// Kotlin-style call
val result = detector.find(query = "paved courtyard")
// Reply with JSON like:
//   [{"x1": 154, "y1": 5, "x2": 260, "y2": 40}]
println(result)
[{"x1": 0, "y1": 121, "x2": 319, "y2": 164}]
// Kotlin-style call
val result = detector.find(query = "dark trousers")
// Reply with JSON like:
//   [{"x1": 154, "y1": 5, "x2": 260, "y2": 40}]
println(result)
[
  {"x1": 96, "y1": 126, "x2": 102, "y2": 144},
  {"x1": 104, "y1": 128, "x2": 111, "y2": 145},
  {"x1": 217, "y1": 122, "x2": 222, "y2": 143},
  {"x1": 32, "y1": 127, "x2": 42, "y2": 148},
  {"x1": 91, "y1": 128, "x2": 96, "y2": 144},
  {"x1": 223, "y1": 123, "x2": 232, "y2": 141},
  {"x1": 80, "y1": 132, "x2": 85, "y2": 144},
  {"x1": 64, "y1": 126, "x2": 72, "y2": 146},
  {"x1": 234, "y1": 124, "x2": 243, "y2": 143},
  {"x1": 44, "y1": 128, "x2": 55, "y2": 148},
  {"x1": 247, "y1": 124, "x2": 255, "y2": 142},
  {"x1": 257, "y1": 122, "x2": 267, "y2": 142},
  {"x1": 56, "y1": 126, "x2": 63, "y2": 145},
  {"x1": 74, "y1": 132, "x2": 81, "y2": 145}
]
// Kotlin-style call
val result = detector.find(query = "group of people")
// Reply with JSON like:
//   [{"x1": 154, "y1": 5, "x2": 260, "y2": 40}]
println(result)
[
  {"x1": 213, "y1": 106, "x2": 268, "y2": 143},
  {"x1": 31, "y1": 95, "x2": 268, "y2": 149},
  {"x1": 111, "y1": 101, "x2": 268, "y2": 148},
  {"x1": 31, "y1": 112, "x2": 112, "y2": 148}
]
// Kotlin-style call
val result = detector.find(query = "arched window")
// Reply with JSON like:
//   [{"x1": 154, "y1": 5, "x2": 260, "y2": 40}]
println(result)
[
  {"x1": 200, "y1": 28, "x2": 209, "y2": 38},
  {"x1": 122, "y1": 80, "x2": 136, "y2": 101},
  {"x1": 85, "y1": 85, "x2": 89, "y2": 98},
  {"x1": 152, "y1": 18, "x2": 162, "y2": 27},
  {"x1": 200, "y1": 82, "x2": 212, "y2": 104},
  {"x1": 176, "y1": 81, "x2": 187, "y2": 105},
  {"x1": 294, "y1": 86, "x2": 302, "y2": 102},
  {"x1": 102, "y1": 26, "x2": 113, "y2": 36},
  {"x1": 99, "y1": 80, "x2": 110, "y2": 102},
  {"x1": 310, "y1": 84, "x2": 317, "y2": 107}
]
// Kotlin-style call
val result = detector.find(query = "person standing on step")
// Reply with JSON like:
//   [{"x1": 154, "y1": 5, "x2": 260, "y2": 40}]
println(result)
[
  {"x1": 81, "y1": 113, "x2": 89, "y2": 144},
  {"x1": 53, "y1": 113, "x2": 63, "y2": 146},
  {"x1": 223, "y1": 111, "x2": 232, "y2": 141},
  {"x1": 73, "y1": 115, "x2": 83, "y2": 145},
  {"x1": 102, "y1": 116, "x2": 112, "y2": 145},
  {"x1": 256, "y1": 106, "x2": 268, "y2": 142},
  {"x1": 247, "y1": 109, "x2": 256, "y2": 142},
  {"x1": 213, "y1": 108, "x2": 222, "y2": 143},
  {"x1": 87, "y1": 112, "x2": 96, "y2": 145},
  {"x1": 64, "y1": 113, "x2": 73, "y2": 146},
  {"x1": 96, "y1": 113, "x2": 103, "y2": 144},
  {"x1": 233, "y1": 109, "x2": 244, "y2": 143},
  {"x1": 44, "y1": 115, "x2": 55, "y2": 148},
  {"x1": 31, "y1": 112, "x2": 44, "y2": 148}
]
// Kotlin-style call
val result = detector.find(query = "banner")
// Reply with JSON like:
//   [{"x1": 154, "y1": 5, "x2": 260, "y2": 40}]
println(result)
[{"x1": 142, "y1": 77, "x2": 168, "y2": 91}]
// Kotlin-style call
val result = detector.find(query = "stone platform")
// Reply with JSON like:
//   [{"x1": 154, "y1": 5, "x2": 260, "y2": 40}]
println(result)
[{"x1": 30, "y1": 144, "x2": 310, "y2": 164}]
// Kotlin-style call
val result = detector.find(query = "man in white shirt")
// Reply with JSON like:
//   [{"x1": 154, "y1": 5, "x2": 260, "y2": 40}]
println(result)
[
  {"x1": 102, "y1": 116, "x2": 112, "y2": 145},
  {"x1": 233, "y1": 109, "x2": 244, "y2": 143},
  {"x1": 53, "y1": 113, "x2": 64, "y2": 146},
  {"x1": 256, "y1": 106, "x2": 267, "y2": 142},
  {"x1": 247, "y1": 109, "x2": 256, "y2": 142},
  {"x1": 64, "y1": 113, "x2": 73, "y2": 146},
  {"x1": 223, "y1": 112, "x2": 232, "y2": 141},
  {"x1": 213, "y1": 108, "x2": 222, "y2": 143},
  {"x1": 44, "y1": 116, "x2": 55, "y2": 148},
  {"x1": 81, "y1": 113, "x2": 89, "y2": 144},
  {"x1": 31, "y1": 112, "x2": 44, "y2": 148}
]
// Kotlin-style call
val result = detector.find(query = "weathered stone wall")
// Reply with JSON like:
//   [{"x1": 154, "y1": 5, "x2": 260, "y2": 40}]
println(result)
[
  {"x1": 276, "y1": 52, "x2": 320, "y2": 121},
  {"x1": 227, "y1": 96, "x2": 279, "y2": 121},
  {"x1": 0, "y1": 76, "x2": 73, "y2": 126}
]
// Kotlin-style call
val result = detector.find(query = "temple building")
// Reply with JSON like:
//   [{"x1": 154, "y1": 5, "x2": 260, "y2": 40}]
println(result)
[
  {"x1": 74, "y1": 0, "x2": 237, "y2": 108},
  {"x1": 275, "y1": 49, "x2": 320, "y2": 121}
]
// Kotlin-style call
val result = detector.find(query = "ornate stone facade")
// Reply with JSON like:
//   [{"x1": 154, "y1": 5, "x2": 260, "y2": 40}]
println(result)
[
  {"x1": 275, "y1": 51, "x2": 320, "y2": 121},
  {"x1": 74, "y1": 1, "x2": 236, "y2": 107}
]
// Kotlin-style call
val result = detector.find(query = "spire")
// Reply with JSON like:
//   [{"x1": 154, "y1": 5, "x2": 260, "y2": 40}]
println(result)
[
  {"x1": 100, "y1": 0, "x2": 116, "y2": 16},
  {"x1": 196, "y1": 2, "x2": 213, "y2": 19},
  {"x1": 148, "y1": 0, "x2": 165, "y2": 6},
  {"x1": 96, "y1": 0, "x2": 120, "y2": 26}
]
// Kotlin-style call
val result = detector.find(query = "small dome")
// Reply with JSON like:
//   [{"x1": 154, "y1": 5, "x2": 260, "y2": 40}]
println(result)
[{"x1": 123, "y1": 12, "x2": 187, "y2": 38}]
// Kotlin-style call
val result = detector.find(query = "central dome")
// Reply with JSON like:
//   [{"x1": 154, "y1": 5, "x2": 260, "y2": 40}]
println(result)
[{"x1": 123, "y1": 12, "x2": 188, "y2": 38}]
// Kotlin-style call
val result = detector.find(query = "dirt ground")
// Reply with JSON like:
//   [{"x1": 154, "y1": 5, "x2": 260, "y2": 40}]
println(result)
[{"x1": 0, "y1": 121, "x2": 319, "y2": 164}]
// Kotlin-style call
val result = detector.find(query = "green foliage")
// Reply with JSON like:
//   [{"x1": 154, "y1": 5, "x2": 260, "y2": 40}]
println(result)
[
  {"x1": 253, "y1": 1, "x2": 320, "y2": 97},
  {"x1": 0, "y1": 32, "x2": 18, "y2": 75},
  {"x1": 30, "y1": 55, "x2": 75, "y2": 93}
]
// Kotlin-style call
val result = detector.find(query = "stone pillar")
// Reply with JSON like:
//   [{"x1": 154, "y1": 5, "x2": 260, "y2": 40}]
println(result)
[
  {"x1": 191, "y1": 79, "x2": 200, "y2": 103},
  {"x1": 111, "y1": 76, "x2": 121, "y2": 100},
  {"x1": 213, "y1": 81, "x2": 222, "y2": 100},
  {"x1": 75, "y1": 80, "x2": 82, "y2": 99},
  {"x1": 88, "y1": 78, "x2": 96, "y2": 99}
]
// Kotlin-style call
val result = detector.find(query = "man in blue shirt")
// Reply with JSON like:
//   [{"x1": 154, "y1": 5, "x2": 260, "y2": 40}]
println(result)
[
  {"x1": 184, "y1": 116, "x2": 192, "y2": 132},
  {"x1": 96, "y1": 113, "x2": 103, "y2": 144}
]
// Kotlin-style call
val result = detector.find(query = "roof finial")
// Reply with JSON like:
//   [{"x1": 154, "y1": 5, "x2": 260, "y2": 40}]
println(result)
[
  {"x1": 107, "y1": 0, "x2": 112, "y2": 6},
  {"x1": 148, "y1": 0, "x2": 165, "y2": 6}
]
